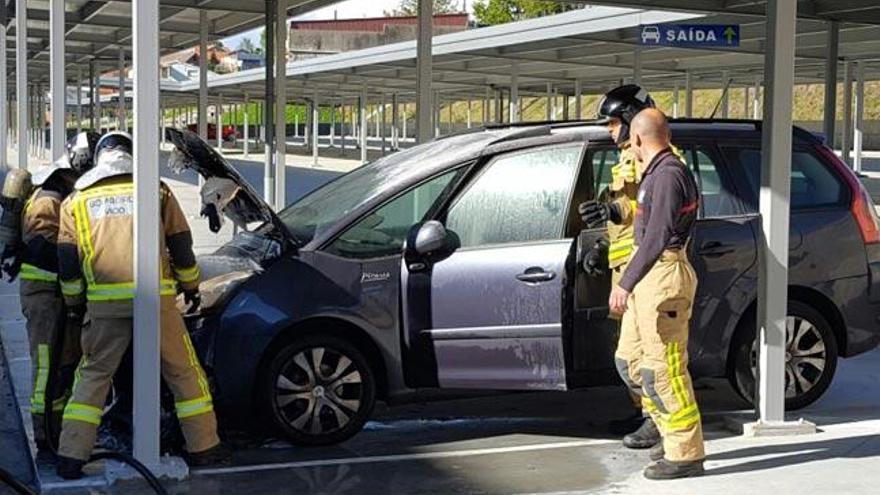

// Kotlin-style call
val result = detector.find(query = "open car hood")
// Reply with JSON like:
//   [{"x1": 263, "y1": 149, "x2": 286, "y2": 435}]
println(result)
[{"x1": 166, "y1": 128, "x2": 286, "y2": 236}]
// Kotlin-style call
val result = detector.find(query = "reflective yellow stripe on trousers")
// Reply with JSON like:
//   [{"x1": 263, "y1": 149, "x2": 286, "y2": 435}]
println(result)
[
  {"x1": 20, "y1": 264, "x2": 58, "y2": 282},
  {"x1": 30, "y1": 344, "x2": 50, "y2": 414},
  {"x1": 608, "y1": 239, "x2": 634, "y2": 262}
]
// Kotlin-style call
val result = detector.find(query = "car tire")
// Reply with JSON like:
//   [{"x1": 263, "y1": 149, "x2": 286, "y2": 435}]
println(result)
[
  {"x1": 729, "y1": 300, "x2": 838, "y2": 410},
  {"x1": 262, "y1": 334, "x2": 376, "y2": 446}
]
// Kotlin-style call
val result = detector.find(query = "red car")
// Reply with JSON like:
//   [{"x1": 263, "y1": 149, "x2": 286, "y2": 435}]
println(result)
[{"x1": 186, "y1": 123, "x2": 240, "y2": 142}]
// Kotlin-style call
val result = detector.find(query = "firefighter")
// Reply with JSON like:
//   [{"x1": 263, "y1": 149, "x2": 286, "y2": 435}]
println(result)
[
  {"x1": 580, "y1": 84, "x2": 684, "y2": 450},
  {"x1": 19, "y1": 132, "x2": 100, "y2": 459},
  {"x1": 55, "y1": 132, "x2": 229, "y2": 479},
  {"x1": 609, "y1": 108, "x2": 704, "y2": 479}
]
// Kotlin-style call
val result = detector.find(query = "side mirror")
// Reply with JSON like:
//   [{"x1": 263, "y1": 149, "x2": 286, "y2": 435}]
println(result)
[{"x1": 405, "y1": 221, "x2": 460, "y2": 270}]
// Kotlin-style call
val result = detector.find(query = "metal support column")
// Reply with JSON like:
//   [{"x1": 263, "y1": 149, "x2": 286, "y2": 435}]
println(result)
[
  {"x1": 753, "y1": 76, "x2": 761, "y2": 119},
  {"x1": 50, "y1": 0, "x2": 65, "y2": 161},
  {"x1": 854, "y1": 61, "x2": 865, "y2": 174},
  {"x1": 243, "y1": 92, "x2": 250, "y2": 158},
  {"x1": 313, "y1": 91, "x2": 319, "y2": 166},
  {"x1": 89, "y1": 61, "x2": 96, "y2": 131},
  {"x1": 198, "y1": 11, "x2": 208, "y2": 141},
  {"x1": 118, "y1": 48, "x2": 126, "y2": 132},
  {"x1": 633, "y1": 46, "x2": 642, "y2": 85},
  {"x1": 673, "y1": 82, "x2": 680, "y2": 118},
  {"x1": 754, "y1": 0, "x2": 801, "y2": 430},
  {"x1": 217, "y1": 95, "x2": 224, "y2": 151},
  {"x1": 546, "y1": 83, "x2": 553, "y2": 121},
  {"x1": 416, "y1": 0, "x2": 433, "y2": 143},
  {"x1": 274, "y1": 0, "x2": 287, "y2": 209},
  {"x1": 16, "y1": 0, "x2": 27, "y2": 168},
  {"x1": 510, "y1": 62, "x2": 519, "y2": 123},
  {"x1": 823, "y1": 21, "x2": 839, "y2": 147},
  {"x1": 721, "y1": 70, "x2": 730, "y2": 118},
  {"x1": 392, "y1": 93, "x2": 399, "y2": 149},
  {"x1": 360, "y1": 85, "x2": 368, "y2": 164},
  {"x1": 76, "y1": 69, "x2": 82, "y2": 133},
  {"x1": 381, "y1": 97, "x2": 387, "y2": 153},
  {"x1": 466, "y1": 99, "x2": 472, "y2": 129},
  {"x1": 330, "y1": 101, "x2": 336, "y2": 148},
  {"x1": 574, "y1": 79, "x2": 582, "y2": 120},
  {"x1": 132, "y1": 0, "x2": 162, "y2": 468},
  {"x1": 842, "y1": 61, "x2": 853, "y2": 167},
  {"x1": 685, "y1": 71, "x2": 693, "y2": 118},
  {"x1": 264, "y1": 0, "x2": 276, "y2": 205}
]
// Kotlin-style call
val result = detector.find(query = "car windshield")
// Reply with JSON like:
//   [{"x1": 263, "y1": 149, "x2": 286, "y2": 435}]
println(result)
[{"x1": 277, "y1": 131, "x2": 500, "y2": 245}]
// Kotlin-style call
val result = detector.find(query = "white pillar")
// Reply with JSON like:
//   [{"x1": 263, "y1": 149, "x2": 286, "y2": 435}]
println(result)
[
  {"x1": 574, "y1": 79, "x2": 582, "y2": 120},
  {"x1": 753, "y1": 76, "x2": 761, "y2": 119},
  {"x1": 313, "y1": 91, "x2": 319, "y2": 166},
  {"x1": 673, "y1": 82, "x2": 680, "y2": 118},
  {"x1": 743, "y1": 85, "x2": 750, "y2": 118},
  {"x1": 823, "y1": 21, "x2": 839, "y2": 148},
  {"x1": 510, "y1": 62, "x2": 519, "y2": 123},
  {"x1": 466, "y1": 99, "x2": 472, "y2": 129},
  {"x1": 118, "y1": 48, "x2": 126, "y2": 132},
  {"x1": 416, "y1": 0, "x2": 433, "y2": 143},
  {"x1": 391, "y1": 93, "x2": 399, "y2": 149},
  {"x1": 756, "y1": 0, "x2": 797, "y2": 426},
  {"x1": 76, "y1": 68, "x2": 83, "y2": 133},
  {"x1": 401, "y1": 101, "x2": 407, "y2": 142},
  {"x1": 382, "y1": 97, "x2": 388, "y2": 153},
  {"x1": 198, "y1": 10, "x2": 208, "y2": 141},
  {"x1": 89, "y1": 61, "x2": 97, "y2": 131},
  {"x1": 243, "y1": 92, "x2": 250, "y2": 158},
  {"x1": 434, "y1": 94, "x2": 440, "y2": 137},
  {"x1": 16, "y1": 0, "x2": 27, "y2": 169},
  {"x1": 842, "y1": 61, "x2": 853, "y2": 167},
  {"x1": 50, "y1": 0, "x2": 65, "y2": 161},
  {"x1": 274, "y1": 0, "x2": 287, "y2": 209},
  {"x1": 160, "y1": 104, "x2": 166, "y2": 144},
  {"x1": 685, "y1": 71, "x2": 694, "y2": 118},
  {"x1": 854, "y1": 61, "x2": 865, "y2": 174},
  {"x1": 721, "y1": 70, "x2": 730, "y2": 118},
  {"x1": 132, "y1": 0, "x2": 162, "y2": 468},
  {"x1": 217, "y1": 96, "x2": 224, "y2": 150},
  {"x1": 330, "y1": 101, "x2": 336, "y2": 148},
  {"x1": 360, "y1": 85, "x2": 368, "y2": 164},
  {"x1": 341, "y1": 100, "x2": 347, "y2": 153},
  {"x1": 0, "y1": 14, "x2": 6, "y2": 169}
]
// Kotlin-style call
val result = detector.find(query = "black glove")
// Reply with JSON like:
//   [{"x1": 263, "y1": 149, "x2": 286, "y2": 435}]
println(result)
[
  {"x1": 578, "y1": 200, "x2": 624, "y2": 228},
  {"x1": 183, "y1": 289, "x2": 201, "y2": 314},
  {"x1": 201, "y1": 204, "x2": 223, "y2": 234},
  {"x1": 1, "y1": 245, "x2": 20, "y2": 282},
  {"x1": 582, "y1": 238, "x2": 609, "y2": 277}
]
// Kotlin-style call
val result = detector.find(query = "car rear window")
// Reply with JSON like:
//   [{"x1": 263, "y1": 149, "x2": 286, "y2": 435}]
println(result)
[{"x1": 725, "y1": 147, "x2": 848, "y2": 211}]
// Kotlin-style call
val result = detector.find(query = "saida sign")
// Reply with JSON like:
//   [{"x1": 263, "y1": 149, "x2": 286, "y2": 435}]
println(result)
[{"x1": 639, "y1": 24, "x2": 740, "y2": 47}]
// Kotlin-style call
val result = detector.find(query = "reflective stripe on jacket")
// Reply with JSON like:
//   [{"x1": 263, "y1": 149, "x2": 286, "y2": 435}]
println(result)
[
  {"x1": 20, "y1": 188, "x2": 62, "y2": 283},
  {"x1": 57, "y1": 175, "x2": 200, "y2": 306}
]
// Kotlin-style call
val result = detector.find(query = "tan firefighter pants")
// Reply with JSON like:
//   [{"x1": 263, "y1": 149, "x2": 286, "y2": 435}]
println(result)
[
  {"x1": 21, "y1": 281, "x2": 82, "y2": 446},
  {"x1": 615, "y1": 249, "x2": 704, "y2": 462},
  {"x1": 58, "y1": 297, "x2": 219, "y2": 461},
  {"x1": 611, "y1": 264, "x2": 643, "y2": 411}
]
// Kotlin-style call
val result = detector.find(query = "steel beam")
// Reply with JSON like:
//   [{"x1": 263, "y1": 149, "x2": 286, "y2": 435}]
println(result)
[
  {"x1": 0, "y1": 5, "x2": 7, "y2": 169},
  {"x1": 415, "y1": 0, "x2": 433, "y2": 143},
  {"x1": 273, "y1": 0, "x2": 286, "y2": 209},
  {"x1": 50, "y1": 0, "x2": 65, "y2": 161},
  {"x1": 823, "y1": 21, "x2": 839, "y2": 147},
  {"x1": 842, "y1": 60, "x2": 853, "y2": 167},
  {"x1": 198, "y1": 11, "x2": 208, "y2": 141},
  {"x1": 264, "y1": 0, "x2": 276, "y2": 205},
  {"x1": 854, "y1": 61, "x2": 865, "y2": 173},
  {"x1": 16, "y1": 0, "x2": 27, "y2": 168},
  {"x1": 510, "y1": 61, "x2": 519, "y2": 123}
]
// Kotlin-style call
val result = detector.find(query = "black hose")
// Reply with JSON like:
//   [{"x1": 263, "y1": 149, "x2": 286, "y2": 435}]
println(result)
[
  {"x1": 42, "y1": 310, "x2": 168, "y2": 495},
  {"x1": 0, "y1": 466, "x2": 37, "y2": 495},
  {"x1": 89, "y1": 452, "x2": 169, "y2": 495}
]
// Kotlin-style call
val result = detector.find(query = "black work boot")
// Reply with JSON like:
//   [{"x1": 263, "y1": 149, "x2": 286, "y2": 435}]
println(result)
[
  {"x1": 609, "y1": 411, "x2": 646, "y2": 435},
  {"x1": 623, "y1": 417, "x2": 660, "y2": 449},
  {"x1": 185, "y1": 443, "x2": 232, "y2": 467},
  {"x1": 644, "y1": 459, "x2": 705, "y2": 480},
  {"x1": 649, "y1": 442, "x2": 665, "y2": 462},
  {"x1": 56, "y1": 456, "x2": 85, "y2": 480}
]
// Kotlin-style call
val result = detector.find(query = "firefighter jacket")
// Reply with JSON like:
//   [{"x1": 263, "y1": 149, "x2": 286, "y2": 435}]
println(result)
[
  {"x1": 605, "y1": 144, "x2": 685, "y2": 269},
  {"x1": 20, "y1": 187, "x2": 64, "y2": 286},
  {"x1": 57, "y1": 175, "x2": 201, "y2": 315}
]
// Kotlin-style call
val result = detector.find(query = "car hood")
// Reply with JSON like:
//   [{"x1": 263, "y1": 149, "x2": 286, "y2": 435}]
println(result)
[{"x1": 166, "y1": 128, "x2": 284, "y2": 235}]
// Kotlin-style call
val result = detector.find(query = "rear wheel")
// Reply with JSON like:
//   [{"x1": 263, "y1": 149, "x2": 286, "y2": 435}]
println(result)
[
  {"x1": 263, "y1": 334, "x2": 376, "y2": 446},
  {"x1": 729, "y1": 300, "x2": 838, "y2": 410}
]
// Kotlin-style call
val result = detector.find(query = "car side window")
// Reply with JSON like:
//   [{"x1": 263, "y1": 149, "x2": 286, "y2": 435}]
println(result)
[
  {"x1": 726, "y1": 147, "x2": 847, "y2": 212},
  {"x1": 446, "y1": 144, "x2": 582, "y2": 249},
  {"x1": 326, "y1": 171, "x2": 458, "y2": 259},
  {"x1": 591, "y1": 147, "x2": 620, "y2": 196},
  {"x1": 682, "y1": 146, "x2": 742, "y2": 218}
]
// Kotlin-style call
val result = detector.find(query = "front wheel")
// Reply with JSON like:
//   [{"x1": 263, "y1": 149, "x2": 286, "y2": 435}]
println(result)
[
  {"x1": 262, "y1": 334, "x2": 376, "y2": 446},
  {"x1": 729, "y1": 300, "x2": 838, "y2": 411}
]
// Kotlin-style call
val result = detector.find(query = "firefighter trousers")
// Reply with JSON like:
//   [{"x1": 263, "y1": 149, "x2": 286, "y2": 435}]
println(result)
[
  {"x1": 614, "y1": 250, "x2": 704, "y2": 462},
  {"x1": 58, "y1": 297, "x2": 219, "y2": 461},
  {"x1": 611, "y1": 264, "x2": 643, "y2": 412},
  {"x1": 21, "y1": 281, "x2": 81, "y2": 447}
]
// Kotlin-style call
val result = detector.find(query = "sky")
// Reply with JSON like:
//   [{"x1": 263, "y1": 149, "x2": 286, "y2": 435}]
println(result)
[{"x1": 223, "y1": 0, "x2": 475, "y2": 51}]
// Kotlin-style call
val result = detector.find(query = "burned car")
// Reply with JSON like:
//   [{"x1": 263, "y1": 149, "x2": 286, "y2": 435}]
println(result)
[{"x1": 167, "y1": 122, "x2": 880, "y2": 446}]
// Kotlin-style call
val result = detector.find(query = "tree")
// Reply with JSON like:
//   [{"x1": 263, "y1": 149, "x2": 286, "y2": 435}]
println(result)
[
  {"x1": 473, "y1": 0, "x2": 572, "y2": 26},
  {"x1": 237, "y1": 37, "x2": 258, "y2": 54},
  {"x1": 391, "y1": 0, "x2": 460, "y2": 16}
]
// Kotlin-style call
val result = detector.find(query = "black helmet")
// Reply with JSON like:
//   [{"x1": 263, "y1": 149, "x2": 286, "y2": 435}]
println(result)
[
  {"x1": 597, "y1": 84, "x2": 656, "y2": 144},
  {"x1": 66, "y1": 131, "x2": 102, "y2": 175},
  {"x1": 94, "y1": 131, "x2": 133, "y2": 163}
]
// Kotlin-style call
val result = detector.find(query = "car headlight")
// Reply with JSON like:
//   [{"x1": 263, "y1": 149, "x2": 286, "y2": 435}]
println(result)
[{"x1": 176, "y1": 270, "x2": 255, "y2": 314}]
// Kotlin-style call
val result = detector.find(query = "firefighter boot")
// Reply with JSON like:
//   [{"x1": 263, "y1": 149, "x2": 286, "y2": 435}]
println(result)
[
  {"x1": 623, "y1": 416, "x2": 660, "y2": 449},
  {"x1": 650, "y1": 442, "x2": 665, "y2": 462},
  {"x1": 185, "y1": 443, "x2": 232, "y2": 467},
  {"x1": 644, "y1": 459, "x2": 704, "y2": 480},
  {"x1": 56, "y1": 456, "x2": 85, "y2": 480}
]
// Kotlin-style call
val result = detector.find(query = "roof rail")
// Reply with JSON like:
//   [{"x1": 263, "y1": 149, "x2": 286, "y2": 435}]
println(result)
[{"x1": 484, "y1": 118, "x2": 606, "y2": 130}]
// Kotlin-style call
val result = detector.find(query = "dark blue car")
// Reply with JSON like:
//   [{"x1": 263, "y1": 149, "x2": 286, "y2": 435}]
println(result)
[{"x1": 167, "y1": 120, "x2": 880, "y2": 446}]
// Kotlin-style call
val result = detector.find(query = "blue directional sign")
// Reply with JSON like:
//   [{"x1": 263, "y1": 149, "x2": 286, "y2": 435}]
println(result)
[{"x1": 639, "y1": 24, "x2": 740, "y2": 47}]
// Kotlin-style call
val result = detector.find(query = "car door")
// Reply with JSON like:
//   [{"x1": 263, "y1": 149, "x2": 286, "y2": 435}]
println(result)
[
  {"x1": 407, "y1": 143, "x2": 585, "y2": 391},
  {"x1": 680, "y1": 143, "x2": 758, "y2": 370}
]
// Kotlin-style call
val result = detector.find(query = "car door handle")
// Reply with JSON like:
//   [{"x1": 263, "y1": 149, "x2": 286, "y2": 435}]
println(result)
[
  {"x1": 516, "y1": 267, "x2": 556, "y2": 284},
  {"x1": 698, "y1": 241, "x2": 735, "y2": 257}
]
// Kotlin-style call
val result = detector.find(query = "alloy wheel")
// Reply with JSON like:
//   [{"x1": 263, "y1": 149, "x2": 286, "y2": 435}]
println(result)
[{"x1": 748, "y1": 316, "x2": 828, "y2": 399}]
